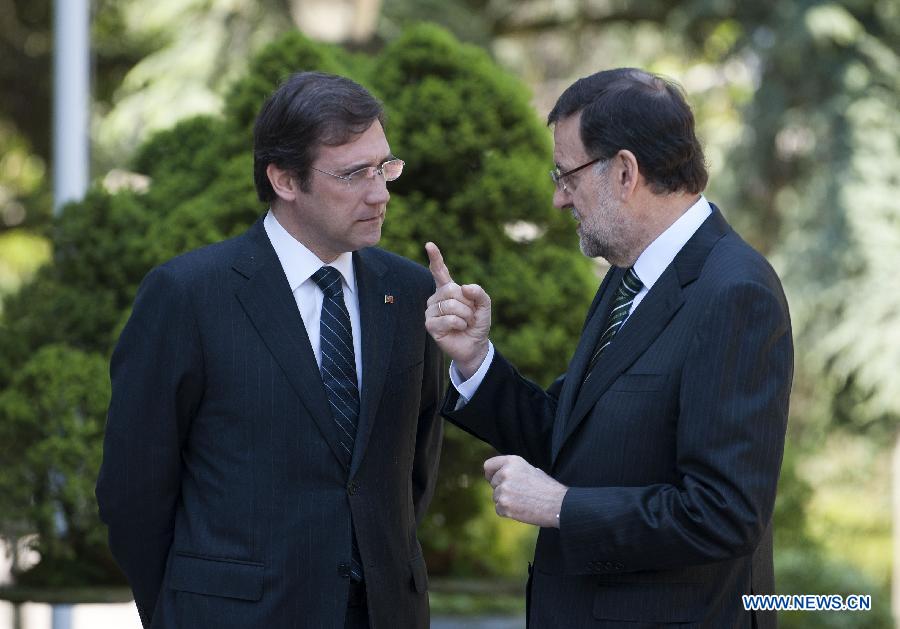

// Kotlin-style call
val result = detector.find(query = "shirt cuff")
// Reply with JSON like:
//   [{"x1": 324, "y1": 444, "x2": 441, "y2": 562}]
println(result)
[{"x1": 449, "y1": 342, "x2": 495, "y2": 408}]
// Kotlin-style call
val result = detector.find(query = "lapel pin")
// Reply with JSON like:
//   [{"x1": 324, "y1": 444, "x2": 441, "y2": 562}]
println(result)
[{"x1": 384, "y1": 295, "x2": 394, "y2": 304}]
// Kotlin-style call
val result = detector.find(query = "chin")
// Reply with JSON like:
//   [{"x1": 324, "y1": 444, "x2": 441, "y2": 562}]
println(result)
[
  {"x1": 578, "y1": 236, "x2": 600, "y2": 259},
  {"x1": 358, "y1": 229, "x2": 383, "y2": 250}
]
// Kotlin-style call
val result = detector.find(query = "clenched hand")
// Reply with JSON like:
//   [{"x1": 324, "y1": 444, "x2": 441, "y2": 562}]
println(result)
[{"x1": 484, "y1": 455, "x2": 568, "y2": 529}]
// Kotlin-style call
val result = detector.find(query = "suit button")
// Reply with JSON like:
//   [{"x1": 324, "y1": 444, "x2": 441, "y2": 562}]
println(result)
[
  {"x1": 338, "y1": 562, "x2": 351, "y2": 577},
  {"x1": 347, "y1": 481, "x2": 359, "y2": 495}
]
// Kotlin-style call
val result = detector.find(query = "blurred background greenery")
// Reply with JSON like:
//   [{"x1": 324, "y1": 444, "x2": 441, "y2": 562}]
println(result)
[{"x1": 0, "y1": 0, "x2": 898, "y2": 626}]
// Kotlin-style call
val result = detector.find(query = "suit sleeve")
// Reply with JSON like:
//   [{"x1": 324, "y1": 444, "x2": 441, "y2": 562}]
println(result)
[
  {"x1": 558, "y1": 280, "x2": 792, "y2": 574},
  {"x1": 443, "y1": 349, "x2": 565, "y2": 473},
  {"x1": 96, "y1": 266, "x2": 204, "y2": 627}
]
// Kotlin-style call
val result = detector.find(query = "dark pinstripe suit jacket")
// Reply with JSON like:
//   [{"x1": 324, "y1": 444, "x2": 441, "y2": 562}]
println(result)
[
  {"x1": 445, "y1": 208, "x2": 792, "y2": 628},
  {"x1": 96, "y1": 217, "x2": 443, "y2": 629}
]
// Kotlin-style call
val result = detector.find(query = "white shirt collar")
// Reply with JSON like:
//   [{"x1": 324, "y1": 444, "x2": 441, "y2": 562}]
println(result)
[
  {"x1": 632, "y1": 195, "x2": 712, "y2": 290},
  {"x1": 263, "y1": 210, "x2": 356, "y2": 293}
]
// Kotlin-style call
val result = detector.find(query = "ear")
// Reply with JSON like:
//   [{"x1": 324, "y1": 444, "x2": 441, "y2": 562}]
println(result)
[
  {"x1": 613, "y1": 150, "x2": 641, "y2": 200},
  {"x1": 266, "y1": 163, "x2": 299, "y2": 202}
]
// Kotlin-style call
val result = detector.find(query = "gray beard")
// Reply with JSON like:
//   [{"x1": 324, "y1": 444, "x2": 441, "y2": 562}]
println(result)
[{"x1": 578, "y1": 218, "x2": 631, "y2": 265}]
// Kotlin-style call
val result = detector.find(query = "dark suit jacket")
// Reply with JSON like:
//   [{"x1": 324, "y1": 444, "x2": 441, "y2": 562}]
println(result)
[
  {"x1": 445, "y1": 208, "x2": 792, "y2": 629},
  {"x1": 96, "y1": 217, "x2": 443, "y2": 629}
]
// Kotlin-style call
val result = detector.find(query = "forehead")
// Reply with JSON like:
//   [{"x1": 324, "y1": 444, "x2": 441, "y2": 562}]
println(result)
[
  {"x1": 552, "y1": 111, "x2": 588, "y2": 166},
  {"x1": 317, "y1": 120, "x2": 391, "y2": 166}
]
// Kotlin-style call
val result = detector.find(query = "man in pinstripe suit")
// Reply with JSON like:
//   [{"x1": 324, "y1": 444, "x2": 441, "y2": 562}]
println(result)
[
  {"x1": 97, "y1": 72, "x2": 442, "y2": 629},
  {"x1": 425, "y1": 68, "x2": 792, "y2": 628}
]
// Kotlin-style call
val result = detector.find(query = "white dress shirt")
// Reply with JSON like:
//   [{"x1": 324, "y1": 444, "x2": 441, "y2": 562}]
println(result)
[
  {"x1": 264, "y1": 210, "x2": 363, "y2": 391},
  {"x1": 451, "y1": 195, "x2": 713, "y2": 403}
]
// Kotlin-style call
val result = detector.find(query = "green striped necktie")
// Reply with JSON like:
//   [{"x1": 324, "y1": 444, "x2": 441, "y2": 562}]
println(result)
[{"x1": 584, "y1": 267, "x2": 643, "y2": 380}]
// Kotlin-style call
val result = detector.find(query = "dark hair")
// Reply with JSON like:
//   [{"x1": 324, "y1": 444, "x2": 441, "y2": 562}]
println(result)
[
  {"x1": 253, "y1": 72, "x2": 385, "y2": 202},
  {"x1": 547, "y1": 68, "x2": 707, "y2": 195}
]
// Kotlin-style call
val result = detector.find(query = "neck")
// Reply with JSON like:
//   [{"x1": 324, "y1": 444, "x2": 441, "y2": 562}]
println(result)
[{"x1": 620, "y1": 191, "x2": 701, "y2": 267}]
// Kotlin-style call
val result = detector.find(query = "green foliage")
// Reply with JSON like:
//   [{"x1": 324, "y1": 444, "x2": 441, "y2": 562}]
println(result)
[
  {"x1": 0, "y1": 188, "x2": 152, "y2": 390},
  {"x1": 772, "y1": 446, "x2": 815, "y2": 554},
  {"x1": 224, "y1": 32, "x2": 361, "y2": 138},
  {"x1": 92, "y1": 0, "x2": 298, "y2": 177},
  {"x1": 0, "y1": 345, "x2": 121, "y2": 586},
  {"x1": 789, "y1": 83, "x2": 900, "y2": 430},
  {"x1": 776, "y1": 550, "x2": 892, "y2": 628},
  {"x1": 0, "y1": 119, "x2": 48, "y2": 230},
  {"x1": 132, "y1": 116, "x2": 231, "y2": 205},
  {"x1": 0, "y1": 229, "x2": 50, "y2": 307},
  {"x1": 772, "y1": 439, "x2": 892, "y2": 627},
  {"x1": 0, "y1": 24, "x2": 595, "y2": 585},
  {"x1": 0, "y1": 0, "x2": 157, "y2": 231},
  {"x1": 676, "y1": 0, "x2": 900, "y2": 435},
  {"x1": 380, "y1": 2, "x2": 494, "y2": 48}
]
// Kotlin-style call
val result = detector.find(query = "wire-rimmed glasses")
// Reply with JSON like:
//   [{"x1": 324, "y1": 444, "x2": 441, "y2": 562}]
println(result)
[{"x1": 312, "y1": 159, "x2": 404, "y2": 187}]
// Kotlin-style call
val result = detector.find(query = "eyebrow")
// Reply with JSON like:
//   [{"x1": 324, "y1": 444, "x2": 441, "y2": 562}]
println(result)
[{"x1": 339, "y1": 153, "x2": 396, "y2": 174}]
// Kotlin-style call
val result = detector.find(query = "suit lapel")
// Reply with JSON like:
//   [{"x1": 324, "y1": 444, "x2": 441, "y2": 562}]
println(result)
[
  {"x1": 350, "y1": 249, "x2": 395, "y2": 476},
  {"x1": 561, "y1": 269, "x2": 685, "y2": 451},
  {"x1": 553, "y1": 207, "x2": 731, "y2": 462},
  {"x1": 550, "y1": 267, "x2": 622, "y2": 460},
  {"x1": 232, "y1": 219, "x2": 351, "y2": 469}
]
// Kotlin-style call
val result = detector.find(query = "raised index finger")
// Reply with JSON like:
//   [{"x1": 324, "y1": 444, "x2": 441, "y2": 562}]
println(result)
[{"x1": 425, "y1": 241, "x2": 454, "y2": 287}]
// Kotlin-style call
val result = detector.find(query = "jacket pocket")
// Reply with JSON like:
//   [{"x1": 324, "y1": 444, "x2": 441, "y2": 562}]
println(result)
[
  {"x1": 593, "y1": 582, "x2": 702, "y2": 622},
  {"x1": 608, "y1": 373, "x2": 668, "y2": 392},
  {"x1": 168, "y1": 552, "x2": 264, "y2": 601},
  {"x1": 409, "y1": 554, "x2": 428, "y2": 593}
]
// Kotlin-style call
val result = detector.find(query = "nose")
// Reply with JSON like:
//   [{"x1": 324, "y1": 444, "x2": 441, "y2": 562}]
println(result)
[
  {"x1": 552, "y1": 186, "x2": 571, "y2": 210},
  {"x1": 365, "y1": 173, "x2": 390, "y2": 206}
]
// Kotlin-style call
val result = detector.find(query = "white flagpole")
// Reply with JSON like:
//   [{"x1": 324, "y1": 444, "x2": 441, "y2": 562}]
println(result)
[{"x1": 53, "y1": 0, "x2": 91, "y2": 215}]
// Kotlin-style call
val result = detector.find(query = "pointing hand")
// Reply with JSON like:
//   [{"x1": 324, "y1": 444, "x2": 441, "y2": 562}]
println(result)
[{"x1": 424, "y1": 242, "x2": 491, "y2": 379}]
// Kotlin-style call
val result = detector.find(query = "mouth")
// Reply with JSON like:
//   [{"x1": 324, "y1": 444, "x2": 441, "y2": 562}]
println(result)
[{"x1": 359, "y1": 213, "x2": 384, "y2": 223}]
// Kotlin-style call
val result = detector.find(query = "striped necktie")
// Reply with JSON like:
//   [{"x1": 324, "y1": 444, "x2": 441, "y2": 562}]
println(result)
[
  {"x1": 312, "y1": 265, "x2": 360, "y2": 460},
  {"x1": 311, "y1": 265, "x2": 364, "y2": 581},
  {"x1": 584, "y1": 267, "x2": 643, "y2": 380}
]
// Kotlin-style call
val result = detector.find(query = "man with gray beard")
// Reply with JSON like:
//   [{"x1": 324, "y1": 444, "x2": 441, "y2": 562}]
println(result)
[{"x1": 424, "y1": 68, "x2": 793, "y2": 628}]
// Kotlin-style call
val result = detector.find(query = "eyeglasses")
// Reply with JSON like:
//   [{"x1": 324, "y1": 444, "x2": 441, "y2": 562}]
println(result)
[
  {"x1": 549, "y1": 157, "x2": 602, "y2": 193},
  {"x1": 312, "y1": 159, "x2": 404, "y2": 187}
]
